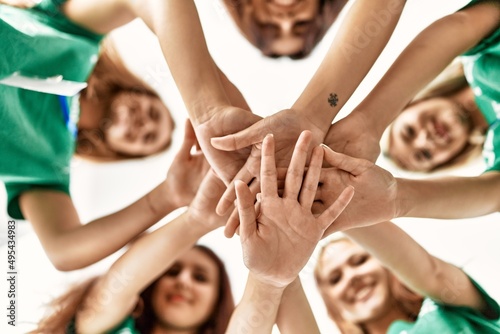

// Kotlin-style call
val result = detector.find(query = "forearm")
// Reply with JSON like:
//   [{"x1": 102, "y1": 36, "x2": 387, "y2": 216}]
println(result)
[
  {"x1": 276, "y1": 277, "x2": 320, "y2": 334},
  {"x1": 292, "y1": 0, "x2": 405, "y2": 133},
  {"x1": 359, "y1": 3, "x2": 500, "y2": 138},
  {"x1": 345, "y1": 222, "x2": 486, "y2": 310},
  {"x1": 227, "y1": 273, "x2": 285, "y2": 334},
  {"x1": 48, "y1": 182, "x2": 175, "y2": 271},
  {"x1": 396, "y1": 172, "x2": 500, "y2": 219},
  {"x1": 77, "y1": 211, "x2": 213, "y2": 333},
  {"x1": 126, "y1": 0, "x2": 230, "y2": 124}
]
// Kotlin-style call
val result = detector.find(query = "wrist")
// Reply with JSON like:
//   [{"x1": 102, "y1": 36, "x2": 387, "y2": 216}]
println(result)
[
  {"x1": 394, "y1": 178, "x2": 411, "y2": 218},
  {"x1": 147, "y1": 182, "x2": 177, "y2": 218},
  {"x1": 184, "y1": 208, "x2": 219, "y2": 235}
]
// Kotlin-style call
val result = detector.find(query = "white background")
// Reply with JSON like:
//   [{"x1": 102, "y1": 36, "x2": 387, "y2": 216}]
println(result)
[{"x1": 1, "y1": 0, "x2": 499, "y2": 333}]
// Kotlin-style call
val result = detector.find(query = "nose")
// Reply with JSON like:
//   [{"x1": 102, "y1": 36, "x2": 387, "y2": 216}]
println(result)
[
  {"x1": 413, "y1": 129, "x2": 431, "y2": 149},
  {"x1": 175, "y1": 270, "x2": 192, "y2": 289}
]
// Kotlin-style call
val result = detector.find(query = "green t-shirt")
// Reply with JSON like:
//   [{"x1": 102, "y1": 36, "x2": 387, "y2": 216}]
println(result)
[
  {"x1": 460, "y1": 0, "x2": 500, "y2": 172},
  {"x1": 388, "y1": 277, "x2": 500, "y2": 334},
  {"x1": 0, "y1": 0, "x2": 103, "y2": 219},
  {"x1": 107, "y1": 316, "x2": 140, "y2": 334},
  {"x1": 66, "y1": 316, "x2": 139, "y2": 334}
]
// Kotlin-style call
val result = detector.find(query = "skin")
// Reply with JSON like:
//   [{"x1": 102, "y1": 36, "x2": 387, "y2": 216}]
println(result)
[
  {"x1": 316, "y1": 241, "x2": 400, "y2": 324},
  {"x1": 105, "y1": 91, "x2": 173, "y2": 156},
  {"x1": 389, "y1": 98, "x2": 471, "y2": 171},
  {"x1": 226, "y1": 131, "x2": 354, "y2": 334},
  {"x1": 234, "y1": 0, "x2": 321, "y2": 57},
  {"x1": 151, "y1": 248, "x2": 220, "y2": 332},
  {"x1": 76, "y1": 168, "x2": 229, "y2": 333}
]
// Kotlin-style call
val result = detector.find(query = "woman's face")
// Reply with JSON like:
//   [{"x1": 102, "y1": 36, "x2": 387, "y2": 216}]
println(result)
[
  {"x1": 151, "y1": 248, "x2": 220, "y2": 331},
  {"x1": 236, "y1": 0, "x2": 322, "y2": 57},
  {"x1": 317, "y1": 241, "x2": 394, "y2": 323},
  {"x1": 389, "y1": 98, "x2": 471, "y2": 171},
  {"x1": 104, "y1": 91, "x2": 173, "y2": 156}
]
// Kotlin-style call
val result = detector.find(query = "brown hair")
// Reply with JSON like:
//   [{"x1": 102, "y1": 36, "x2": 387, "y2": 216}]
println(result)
[
  {"x1": 31, "y1": 246, "x2": 233, "y2": 334},
  {"x1": 314, "y1": 238, "x2": 423, "y2": 334},
  {"x1": 135, "y1": 245, "x2": 235, "y2": 334},
  {"x1": 76, "y1": 37, "x2": 174, "y2": 161},
  {"x1": 227, "y1": 0, "x2": 347, "y2": 59},
  {"x1": 385, "y1": 60, "x2": 484, "y2": 172},
  {"x1": 29, "y1": 277, "x2": 99, "y2": 334}
]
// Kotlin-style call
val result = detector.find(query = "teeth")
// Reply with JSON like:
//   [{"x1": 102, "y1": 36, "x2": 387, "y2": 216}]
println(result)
[{"x1": 356, "y1": 286, "x2": 372, "y2": 301}]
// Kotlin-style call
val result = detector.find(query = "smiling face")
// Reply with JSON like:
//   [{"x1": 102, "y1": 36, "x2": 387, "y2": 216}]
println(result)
[
  {"x1": 104, "y1": 91, "x2": 173, "y2": 157},
  {"x1": 389, "y1": 98, "x2": 472, "y2": 171},
  {"x1": 232, "y1": 0, "x2": 343, "y2": 58},
  {"x1": 316, "y1": 240, "x2": 395, "y2": 324},
  {"x1": 150, "y1": 248, "x2": 220, "y2": 331}
]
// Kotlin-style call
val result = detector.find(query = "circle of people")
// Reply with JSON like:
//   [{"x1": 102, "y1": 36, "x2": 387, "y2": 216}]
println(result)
[{"x1": 1, "y1": 0, "x2": 499, "y2": 333}]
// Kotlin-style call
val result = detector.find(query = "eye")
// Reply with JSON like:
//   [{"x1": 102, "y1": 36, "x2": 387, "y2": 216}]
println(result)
[
  {"x1": 149, "y1": 108, "x2": 159, "y2": 121},
  {"x1": 165, "y1": 265, "x2": 181, "y2": 277},
  {"x1": 328, "y1": 272, "x2": 341, "y2": 286},
  {"x1": 421, "y1": 149, "x2": 432, "y2": 160},
  {"x1": 144, "y1": 132, "x2": 157, "y2": 143},
  {"x1": 193, "y1": 272, "x2": 208, "y2": 283},
  {"x1": 404, "y1": 125, "x2": 415, "y2": 139},
  {"x1": 293, "y1": 21, "x2": 312, "y2": 34},
  {"x1": 351, "y1": 254, "x2": 369, "y2": 266}
]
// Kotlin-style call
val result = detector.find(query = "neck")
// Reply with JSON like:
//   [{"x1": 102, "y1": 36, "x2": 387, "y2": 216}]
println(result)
[
  {"x1": 452, "y1": 86, "x2": 488, "y2": 132},
  {"x1": 363, "y1": 305, "x2": 413, "y2": 334}
]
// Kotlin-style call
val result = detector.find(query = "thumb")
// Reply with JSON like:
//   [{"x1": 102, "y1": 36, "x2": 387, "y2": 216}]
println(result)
[
  {"x1": 321, "y1": 144, "x2": 372, "y2": 176},
  {"x1": 211, "y1": 120, "x2": 269, "y2": 151},
  {"x1": 235, "y1": 180, "x2": 257, "y2": 241}
]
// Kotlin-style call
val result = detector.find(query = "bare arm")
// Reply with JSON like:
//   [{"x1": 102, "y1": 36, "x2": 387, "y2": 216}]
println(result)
[
  {"x1": 20, "y1": 120, "x2": 209, "y2": 271},
  {"x1": 345, "y1": 221, "x2": 489, "y2": 312},
  {"x1": 20, "y1": 184, "x2": 173, "y2": 271},
  {"x1": 76, "y1": 170, "x2": 227, "y2": 333},
  {"x1": 356, "y1": 1, "x2": 500, "y2": 139},
  {"x1": 396, "y1": 171, "x2": 500, "y2": 219},
  {"x1": 292, "y1": 0, "x2": 406, "y2": 133},
  {"x1": 276, "y1": 277, "x2": 320, "y2": 334}
]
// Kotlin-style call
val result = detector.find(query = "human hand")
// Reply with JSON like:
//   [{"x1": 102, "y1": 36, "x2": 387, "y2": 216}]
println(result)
[
  {"x1": 194, "y1": 106, "x2": 262, "y2": 186},
  {"x1": 324, "y1": 111, "x2": 381, "y2": 162},
  {"x1": 164, "y1": 119, "x2": 210, "y2": 208},
  {"x1": 212, "y1": 108, "x2": 328, "y2": 217},
  {"x1": 187, "y1": 169, "x2": 230, "y2": 232},
  {"x1": 235, "y1": 131, "x2": 354, "y2": 288},
  {"x1": 313, "y1": 146, "x2": 398, "y2": 235}
]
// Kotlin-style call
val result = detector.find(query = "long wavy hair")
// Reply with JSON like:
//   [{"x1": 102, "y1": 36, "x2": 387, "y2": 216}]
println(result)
[
  {"x1": 30, "y1": 245, "x2": 234, "y2": 334},
  {"x1": 76, "y1": 37, "x2": 174, "y2": 161},
  {"x1": 314, "y1": 238, "x2": 423, "y2": 334}
]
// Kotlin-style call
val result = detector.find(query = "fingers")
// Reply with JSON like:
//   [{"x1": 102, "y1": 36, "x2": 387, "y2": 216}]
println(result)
[
  {"x1": 217, "y1": 165, "x2": 255, "y2": 215},
  {"x1": 224, "y1": 208, "x2": 240, "y2": 238},
  {"x1": 317, "y1": 186, "x2": 355, "y2": 231},
  {"x1": 224, "y1": 178, "x2": 260, "y2": 238},
  {"x1": 283, "y1": 131, "x2": 311, "y2": 200},
  {"x1": 235, "y1": 180, "x2": 257, "y2": 240},
  {"x1": 211, "y1": 119, "x2": 269, "y2": 151},
  {"x1": 321, "y1": 145, "x2": 372, "y2": 176},
  {"x1": 179, "y1": 119, "x2": 197, "y2": 159},
  {"x1": 299, "y1": 145, "x2": 324, "y2": 210},
  {"x1": 260, "y1": 134, "x2": 278, "y2": 197}
]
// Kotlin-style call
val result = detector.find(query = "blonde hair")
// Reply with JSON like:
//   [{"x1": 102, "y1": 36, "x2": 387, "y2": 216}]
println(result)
[
  {"x1": 383, "y1": 60, "x2": 484, "y2": 173},
  {"x1": 76, "y1": 37, "x2": 174, "y2": 161},
  {"x1": 314, "y1": 238, "x2": 423, "y2": 334}
]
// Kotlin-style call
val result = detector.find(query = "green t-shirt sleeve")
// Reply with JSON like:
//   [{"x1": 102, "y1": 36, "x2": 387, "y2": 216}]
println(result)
[
  {"x1": 106, "y1": 316, "x2": 139, "y2": 334},
  {"x1": 460, "y1": 0, "x2": 500, "y2": 55},
  {"x1": 4, "y1": 182, "x2": 70, "y2": 220}
]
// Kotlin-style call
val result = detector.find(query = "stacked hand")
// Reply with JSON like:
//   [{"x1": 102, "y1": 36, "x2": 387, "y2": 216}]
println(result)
[
  {"x1": 234, "y1": 131, "x2": 354, "y2": 288},
  {"x1": 210, "y1": 109, "x2": 329, "y2": 237}
]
